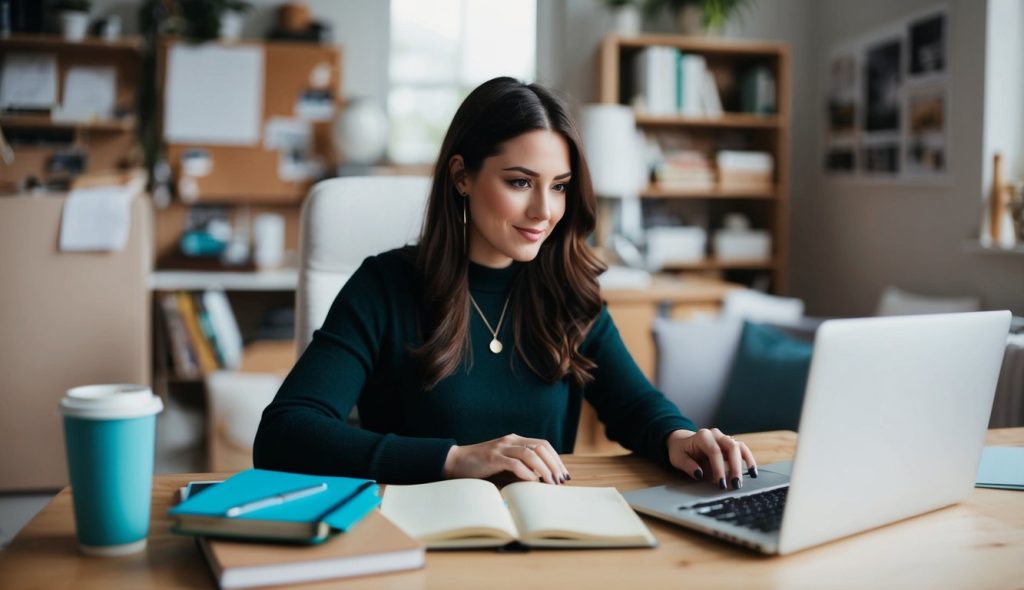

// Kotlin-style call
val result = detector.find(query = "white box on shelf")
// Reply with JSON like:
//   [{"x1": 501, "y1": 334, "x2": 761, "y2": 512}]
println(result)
[
  {"x1": 646, "y1": 226, "x2": 706, "y2": 269},
  {"x1": 713, "y1": 229, "x2": 771, "y2": 260}
]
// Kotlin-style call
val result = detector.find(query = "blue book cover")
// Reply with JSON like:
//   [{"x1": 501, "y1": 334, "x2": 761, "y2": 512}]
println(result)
[{"x1": 170, "y1": 469, "x2": 380, "y2": 542}]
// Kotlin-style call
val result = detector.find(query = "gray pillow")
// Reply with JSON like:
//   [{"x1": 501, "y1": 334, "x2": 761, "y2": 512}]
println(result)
[{"x1": 652, "y1": 317, "x2": 744, "y2": 428}]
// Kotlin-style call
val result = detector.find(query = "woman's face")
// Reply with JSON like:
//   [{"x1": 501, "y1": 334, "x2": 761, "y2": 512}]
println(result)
[{"x1": 453, "y1": 129, "x2": 571, "y2": 268}]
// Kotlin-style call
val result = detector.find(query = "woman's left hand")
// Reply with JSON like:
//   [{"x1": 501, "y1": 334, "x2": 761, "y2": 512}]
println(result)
[{"x1": 666, "y1": 428, "x2": 758, "y2": 490}]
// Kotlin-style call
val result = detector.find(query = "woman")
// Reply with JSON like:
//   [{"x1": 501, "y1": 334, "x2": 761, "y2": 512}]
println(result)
[{"x1": 254, "y1": 77, "x2": 757, "y2": 490}]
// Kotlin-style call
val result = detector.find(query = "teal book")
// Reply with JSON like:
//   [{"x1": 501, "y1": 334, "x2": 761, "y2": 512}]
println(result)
[
  {"x1": 169, "y1": 469, "x2": 380, "y2": 543},
  {"x1": 976, "y1": 447, "x2": 1024, "y2": 490}
]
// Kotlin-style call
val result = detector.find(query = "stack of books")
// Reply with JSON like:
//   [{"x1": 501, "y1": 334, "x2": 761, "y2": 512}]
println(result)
[
  {"x1": 656, "y1": 149, "x2": 716, "y2": 190},
  {"x1": 171, "y1": 469, "x2": 424, "y2": 589},
  {"x1": 630, "y1": 46, "x2": 723, "y2": 117},
  {"x1": 159, "y1": 289, "x2": 243, "y2": 378},
  {"x1": 716, "y1": 150, "x2": 774, "y2": 191}
]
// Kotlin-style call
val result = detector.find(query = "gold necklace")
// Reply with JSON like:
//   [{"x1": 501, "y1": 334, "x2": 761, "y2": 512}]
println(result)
[{"x1": 469, "y1": 293, "x2": 511, "y2": 354}]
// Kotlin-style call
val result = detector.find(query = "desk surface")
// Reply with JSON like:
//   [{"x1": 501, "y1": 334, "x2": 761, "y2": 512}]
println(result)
[{"x1": 2, "y1": 429, "x2": 1023, "y2": 590}]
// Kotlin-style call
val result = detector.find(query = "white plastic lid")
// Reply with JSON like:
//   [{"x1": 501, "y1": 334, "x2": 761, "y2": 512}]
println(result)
[{"x1": 59, "y1": 384, "x2": 164, "y2": 420}]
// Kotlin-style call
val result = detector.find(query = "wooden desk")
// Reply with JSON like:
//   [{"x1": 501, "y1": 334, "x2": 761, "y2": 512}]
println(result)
[{"x1": 3, "y1": 430, "x2": 1022, "y2": 590}]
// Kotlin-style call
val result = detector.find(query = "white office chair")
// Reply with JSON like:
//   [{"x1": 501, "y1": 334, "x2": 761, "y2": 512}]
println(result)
[{"x1": 296, "y1": 176, "x2": 432, "y2": 356}]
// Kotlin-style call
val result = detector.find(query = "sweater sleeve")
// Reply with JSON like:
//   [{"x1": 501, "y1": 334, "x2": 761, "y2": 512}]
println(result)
[
  {"x1": 580, "y1": 305, "x2": 697, "y2": 466},
  {"x1": 252, "y1": 255, "x2": 456, "y2": 484}
]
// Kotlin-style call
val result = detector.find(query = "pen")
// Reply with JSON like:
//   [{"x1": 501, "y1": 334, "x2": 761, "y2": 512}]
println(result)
[{"x1": 225, "y1": 482, "x2": 328, "y2": 517}]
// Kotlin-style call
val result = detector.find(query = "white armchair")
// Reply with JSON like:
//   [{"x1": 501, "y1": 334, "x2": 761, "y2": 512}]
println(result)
[
  {"x1": 204, "y1": 177, "x2": 432, "y2": 471},
  {"x1": 296, "y1": 176, "x2": 431, "y2": 356}
]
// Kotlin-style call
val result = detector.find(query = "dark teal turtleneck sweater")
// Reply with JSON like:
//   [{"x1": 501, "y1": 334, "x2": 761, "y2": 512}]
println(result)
[{"x1": 253, "y1": 247, "x2": 696, "y2": 484}]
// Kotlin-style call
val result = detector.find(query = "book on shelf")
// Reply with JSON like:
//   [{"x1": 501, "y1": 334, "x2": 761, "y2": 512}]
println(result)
[
  {"x1": 170, "y1": 469, "x2": 381, "y2": 543},
  {"x1": 158, "y1": 289, "x2": 243, "y2": 378},
  {"x1": 202, "y1": 289, "x2": 243, "y2": 370},
  {"x1": 380, "y1": 478, "x2": 657, "y2": 550},
  {"x1": 177, "y1": 480, "x2": 423, "y2": 590},
  {"x1": 716, "y1": 150, "x2": 774, "y2": 191},
  {"x1": 176, "y1": 291, "x2": 220, "y2": 374},
  {"x1": 630, "y1": 46, "x2": 724, "y2": 118},
  {"x1": 159, "y1": 291, "x2": 199, "y2": 379},
  {"x1": 655, "y1": 149, "x2": 716, "y2": 190}
]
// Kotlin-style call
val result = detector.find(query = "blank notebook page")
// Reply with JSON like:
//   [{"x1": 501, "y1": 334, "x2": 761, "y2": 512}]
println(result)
[
  {"x1": 381, "y1": 479, "x2": 517, "y2": 540},
  {"x1": 502, "y1": 483, "x2": 650, "y2": 539}
]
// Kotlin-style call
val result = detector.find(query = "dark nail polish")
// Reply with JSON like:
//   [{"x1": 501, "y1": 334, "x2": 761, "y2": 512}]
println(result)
[
  {"x1": 748, "y1": 466, "x2": 759, "y2": 478},
  {"x1": 718, "y1": 478, "x2": 727, "y2": 490},
  {"x1": 694, "y1": 468, "x2": 704, "y2": 480},
  {"x1": 559, "y1": 477, "x2": 566, "y2": 484},
  {"x1": 732, "y1": 477, "x2": 742, "y2": 490},
  {"x1": 564, "y1": 473, "x2": 571, "y2": 481}
]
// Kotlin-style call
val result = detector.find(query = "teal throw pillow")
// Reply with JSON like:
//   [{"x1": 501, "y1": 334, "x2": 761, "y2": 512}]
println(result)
[{"x1": 713, "y1": 321, "x2": 813, "y2": 434}]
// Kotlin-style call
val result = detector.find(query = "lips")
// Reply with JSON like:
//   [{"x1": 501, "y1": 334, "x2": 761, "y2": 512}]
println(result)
[{"x1": 514, "y1": 226, "x2": 545, "y2": 242}]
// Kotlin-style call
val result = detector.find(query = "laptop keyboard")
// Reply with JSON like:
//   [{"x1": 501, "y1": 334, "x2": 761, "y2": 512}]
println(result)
[{"x1": 687, "y1": 486, "x2": 789, "y2": 534}]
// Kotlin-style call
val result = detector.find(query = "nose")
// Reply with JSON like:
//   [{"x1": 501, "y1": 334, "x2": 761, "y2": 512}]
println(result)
[{"x1": 526, "y1": 187, "x2": 552, "y2": 222}]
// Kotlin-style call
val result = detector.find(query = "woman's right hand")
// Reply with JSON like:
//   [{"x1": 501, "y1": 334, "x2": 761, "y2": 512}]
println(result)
[{"x1": 443, "y1": 434, "x2": 570, "y2": 485}]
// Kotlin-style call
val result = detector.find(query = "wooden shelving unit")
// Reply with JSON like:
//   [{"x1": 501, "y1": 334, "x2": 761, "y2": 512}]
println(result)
[
  {"x1": 598, "y1": 34, "x2": 791, "y2": 292},
  {"x1": 0, "y1": 34, "x2": 143, "y2": 194}
]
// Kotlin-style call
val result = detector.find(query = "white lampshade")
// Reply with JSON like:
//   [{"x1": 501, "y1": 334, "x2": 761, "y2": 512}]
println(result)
[{"x1": 579, "y1": 104, "x2": 641, "y2": 197}]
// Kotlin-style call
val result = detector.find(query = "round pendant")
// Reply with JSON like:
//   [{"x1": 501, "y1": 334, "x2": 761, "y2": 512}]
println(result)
[{"x1": 489, "y1": 338, "x2": 503, "y2": 354}]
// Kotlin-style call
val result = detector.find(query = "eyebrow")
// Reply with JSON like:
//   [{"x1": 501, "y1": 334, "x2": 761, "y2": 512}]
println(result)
[{"x1": 501, "y1": 166, "x2": 572, "y2": 180}]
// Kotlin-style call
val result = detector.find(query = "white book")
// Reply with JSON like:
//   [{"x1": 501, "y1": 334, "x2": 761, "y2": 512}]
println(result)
[
  {"x1": 679, "y1": 54, "x2": 706, "y2": 117},
  {"x1": 381, "y1": 479, "x2": 657, "y2": 550},
  {"x1": 701, "y1": 69, "x2": 723, "y2": 117},
  {"x1": 717, "y1": 150, "x2": 775, "y2": 172},
  {"x1": 202, "y1": 289, "x2": 243, "y2": 370}
]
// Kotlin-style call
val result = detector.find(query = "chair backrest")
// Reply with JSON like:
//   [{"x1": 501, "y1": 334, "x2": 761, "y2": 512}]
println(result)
[{"x1": 296, "y1": 176, "x2": 432, "y2": 356}]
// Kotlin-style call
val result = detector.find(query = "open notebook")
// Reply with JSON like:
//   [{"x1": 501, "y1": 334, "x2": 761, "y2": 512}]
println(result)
[{"x1": 380, "y1": 479, "x2": 656, "y2": 549}]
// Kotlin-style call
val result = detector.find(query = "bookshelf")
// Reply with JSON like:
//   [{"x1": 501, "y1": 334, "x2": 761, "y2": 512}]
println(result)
[{"x1": 598, "y1": 34, "x2": 791, "y2": 293}]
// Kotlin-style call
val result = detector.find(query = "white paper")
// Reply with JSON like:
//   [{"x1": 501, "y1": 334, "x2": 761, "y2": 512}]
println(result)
[
  {"x1": 263, "y1": 117, "x2": 311, "y2": 151},
  {"x1": 59, "y1": 186, "x2": 133, "y2": 252},
  {"x1": 54, "y1": 66, "x2": 117, "y2": 121},
  {"x1": 0, "y1": 52, "x2": 58, "y2": 109},
  {"x1": 163, "y1": 44, "x2": 264, "y2": 145}
]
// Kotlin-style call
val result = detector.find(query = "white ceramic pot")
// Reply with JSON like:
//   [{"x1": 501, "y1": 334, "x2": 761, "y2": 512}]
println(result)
[
  {"x1": 219, "y1": 10, "x2": 244, "y2": 42},
  {"x1": 60, "y1": 11, "x2": 89, "y2": 42}
]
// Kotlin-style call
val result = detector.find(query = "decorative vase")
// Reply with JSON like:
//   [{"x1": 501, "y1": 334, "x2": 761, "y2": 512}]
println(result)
[
  {"x1": 610, "y1": 5, "x2": 641, "y2": 36},
  {"x1": 59, "y1": 10, "x2": 89, "y2": 42},
  {"x1": 334, "y1": 98, "x2": 389, "y2": 168},
  {"x1": 219, "y1": 10, "x2": 244, "y2": 42}
]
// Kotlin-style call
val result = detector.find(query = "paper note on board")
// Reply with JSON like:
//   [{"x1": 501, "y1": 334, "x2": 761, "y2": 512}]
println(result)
[{"x1": 163, "y1": 44, "x2": 264, "y2": 145}]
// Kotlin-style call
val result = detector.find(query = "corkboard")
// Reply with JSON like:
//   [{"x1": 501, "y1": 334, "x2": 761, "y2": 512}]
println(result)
[{"x1": 161, "y1": 40, "x2": 342, "y2": 204}]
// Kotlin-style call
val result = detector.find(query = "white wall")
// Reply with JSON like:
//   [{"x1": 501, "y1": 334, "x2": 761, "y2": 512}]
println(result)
[{"x1": 795, "y1": 0, "x2": 1023, "y2": 316}]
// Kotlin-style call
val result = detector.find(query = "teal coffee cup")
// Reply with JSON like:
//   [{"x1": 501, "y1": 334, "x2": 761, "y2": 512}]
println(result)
[{"x1": 59, "y1": 384, "x2": 164, "y2": 557}]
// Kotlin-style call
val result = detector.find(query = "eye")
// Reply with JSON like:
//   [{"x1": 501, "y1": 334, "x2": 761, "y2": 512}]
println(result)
[
  {"x1": 508, "y1": 178, "x2": 531, "y2": 189},
  {"x1": 552, "y1": 182, "x2": 568, "y2": 193}
]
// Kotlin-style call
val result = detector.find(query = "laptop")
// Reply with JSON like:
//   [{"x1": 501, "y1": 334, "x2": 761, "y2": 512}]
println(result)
[{"x1": 624, "y1": 311, "x2": 1011, "y2": 555}]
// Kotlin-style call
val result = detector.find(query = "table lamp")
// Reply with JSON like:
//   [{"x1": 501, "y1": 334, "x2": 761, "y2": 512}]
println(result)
[{"x1": 579, "y1": 104, "x2": 646, "y2": 264}]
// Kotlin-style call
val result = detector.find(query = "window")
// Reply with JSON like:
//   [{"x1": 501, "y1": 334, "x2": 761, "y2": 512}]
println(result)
[{"x1": 389, "y1": 0, "x2": 537, "y2": 165}]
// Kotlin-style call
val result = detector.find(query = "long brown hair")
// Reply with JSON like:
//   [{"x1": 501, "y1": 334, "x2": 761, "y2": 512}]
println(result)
[{"x1": 411, "y1": 77, "x2": 606, "y2": 390}]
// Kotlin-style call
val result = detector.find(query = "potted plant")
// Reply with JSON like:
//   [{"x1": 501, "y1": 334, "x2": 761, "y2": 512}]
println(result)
[
  {"x1": 604, "y1": 0, "x2": 642, "y2": 37},
  {"x1": 643, "y1": 0, "x2": 751, "y2": 36},
  {"x1": 218, "y1": 0, "x2": 252, "y2": 42},
  {"x1": 53, "y1": 0, "x2": 91, "y2": 41}
]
